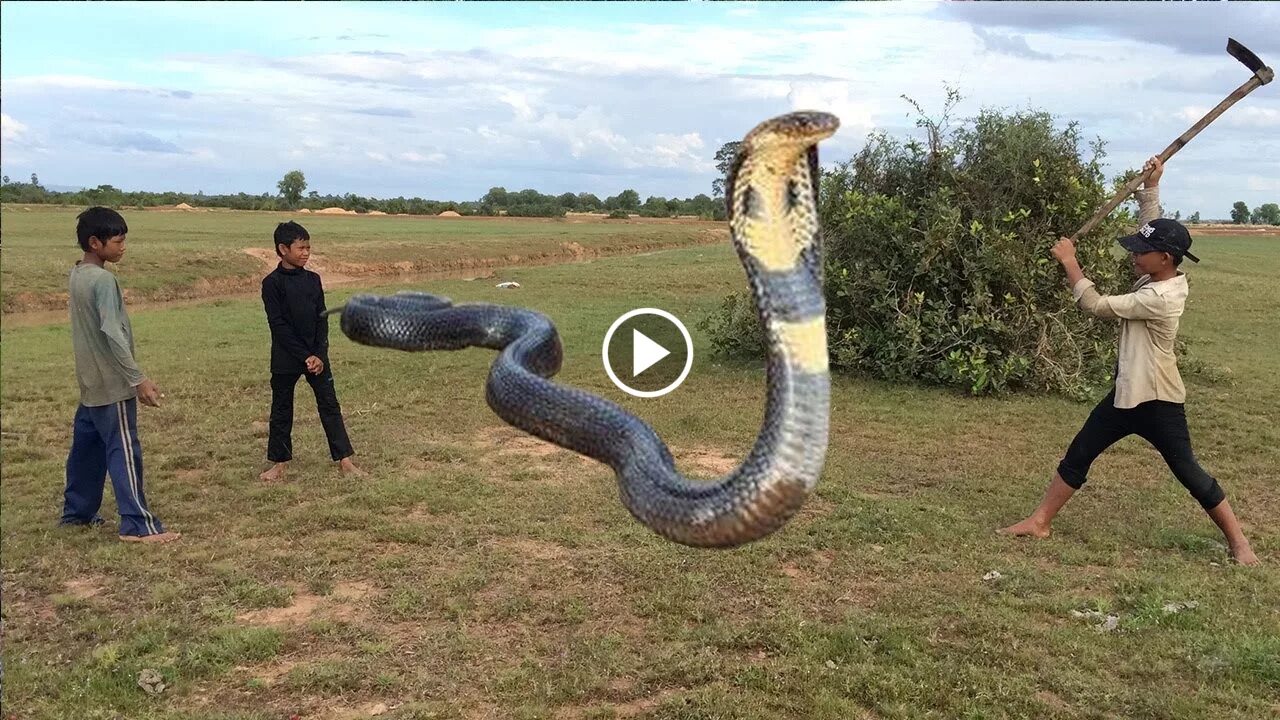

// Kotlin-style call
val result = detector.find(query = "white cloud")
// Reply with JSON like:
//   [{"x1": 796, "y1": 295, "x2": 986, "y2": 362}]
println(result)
[
  {"x1": 2, "y1": 113, "x2": 28, "y2": 141},
  {"x1": 786, "y1": 82, "x2": 878, "y2": 140},
  {"x1": 400, "y1": 151, "x2": 446, "y2": 164},
  {"x1": 648, "y1": 133, "x2": 710, "y2": 172},
  {"x1": 1247, "y1": 175, "x2": 1280, "y2": 193}
]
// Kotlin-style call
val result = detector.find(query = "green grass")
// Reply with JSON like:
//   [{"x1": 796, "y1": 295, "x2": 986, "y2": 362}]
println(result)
[
  {"x1": 2, "y1": 213, "x2": 1278, "y2": 718},
  {"x1": 0, "y1": 204, "x2": 725, "y2": 312}
]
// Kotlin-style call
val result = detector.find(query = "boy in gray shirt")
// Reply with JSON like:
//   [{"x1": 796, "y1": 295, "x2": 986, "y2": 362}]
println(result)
[{"x1": 62, "y1": 207, "x2": 181, "y2": 543}]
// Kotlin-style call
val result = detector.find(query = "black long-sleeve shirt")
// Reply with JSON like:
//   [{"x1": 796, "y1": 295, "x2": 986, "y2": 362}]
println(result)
[{"x1": 261, "y1": 263, "x2": 329, "y2": 373}]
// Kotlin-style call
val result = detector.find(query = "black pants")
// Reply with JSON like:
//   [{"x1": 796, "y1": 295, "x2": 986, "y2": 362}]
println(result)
[
  {"x1": 267, "y1": 367, "x2": 354, "y2": 463},
  {"x1": 1058, "y1": 390, "x2": 1224, "y2": 510}
]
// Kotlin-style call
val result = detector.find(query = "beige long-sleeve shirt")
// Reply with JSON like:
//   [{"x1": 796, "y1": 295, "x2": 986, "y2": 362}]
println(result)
[{"x1": 1070, "y1": 186, "x2": 1187, "y2": 409}]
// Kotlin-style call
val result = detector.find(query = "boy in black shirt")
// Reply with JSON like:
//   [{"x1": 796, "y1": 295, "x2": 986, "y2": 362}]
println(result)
[{"x1": 259, "y1": 221, "x2": 363, "y2": 481}]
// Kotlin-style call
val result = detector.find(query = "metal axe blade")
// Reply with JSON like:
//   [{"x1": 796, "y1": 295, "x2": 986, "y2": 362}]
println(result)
[{"x1": 1228, "y1": 38, "x2": 1273, "y2": 84}]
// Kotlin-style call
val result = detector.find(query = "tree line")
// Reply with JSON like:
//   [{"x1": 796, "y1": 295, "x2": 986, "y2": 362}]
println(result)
[
  {"x1": 1230, "y1": 200, "x2": 1280, "y2": 226},
  {"x1": 0, "y1": 171, "x2": 728, "y2": 220}
]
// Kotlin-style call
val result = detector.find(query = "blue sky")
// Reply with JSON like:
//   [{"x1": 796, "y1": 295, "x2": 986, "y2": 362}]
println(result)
[{"x1": 3, "y1": 1, "x2": 1278, "y2": 217}]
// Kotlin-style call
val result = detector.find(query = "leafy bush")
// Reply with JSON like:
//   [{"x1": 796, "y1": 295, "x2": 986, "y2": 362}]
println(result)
[
  {"x1": 606, "y1": 209, "x2": 631, "y2": 219},
  {"x1": 705, "y1": 93, "x2": 1140, "y2": 400}
]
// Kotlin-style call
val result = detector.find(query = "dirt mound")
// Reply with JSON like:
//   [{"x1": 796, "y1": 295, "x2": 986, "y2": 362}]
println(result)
[
  {"x1": 316, "y1": 207, "x2": 356, "y2": 215},
  {"x1": 173, "y1": 203, "x2": 196, "y2": 210},
  {"x1": 367, "y1": 210, "x2": 387, "y2": 216},
  {"x1": 437, "y1": 210, "x2": 462, "y2": 217},
  {"x1": 297, "y1": 208, "x2": 312, "y2": 214}
]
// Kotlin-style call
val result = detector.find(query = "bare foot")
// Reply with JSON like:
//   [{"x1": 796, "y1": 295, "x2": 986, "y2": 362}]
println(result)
[
  {"x1": 338, "y1": 457, "x2": 366, "y2": 477},
  {"x1": 997, "y1": 517, "x2": 1051, "y2": 538},
  {"x1": 120, "y1": 531, "x2": 182, "y2": 544},
  {"x1": 259, "y1": 462, "x2": 288, "y2": 482},
  {"x1": 1230, "y1": 543, "x2": 1260, "y2": 566}
]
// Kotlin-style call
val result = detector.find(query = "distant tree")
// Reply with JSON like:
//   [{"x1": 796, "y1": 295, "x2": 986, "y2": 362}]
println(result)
[
  {"x1": 557, "y1": 192, "x2": 578, "y2": 210},
  {"x1": 641, "y1": 195, "x2": 670, "y2": 217},
  {"x1": 30, "y1": 173, "x2": 40, "y2": 188},
  {"x1": 1253, "y1": 202, "x2": 1280, "y2": 226},
  {"x1": 1172, "y1": 209, "x2": 1181, "y2": 221},
  {"x1": 687, "y1": 193, "x2": 717, "y2": 218},
  {"x1": 616, "y1": 189, "x2": 640, "y2": 210},
  {"x1": 712, "y1": 141, "x2": 742, "y2": 198},
  {"x1": 1231, "y1": 201, "x2": 1250, "y2": 224},
  {"x1": 1188, "y1": 211, "x2": 1201, "y2": 224},
  {"x1": 1, "y1": 175, "x2": 9, "y2": 185},
  {"x1": 277, "y1": 170, "x2": 307, "y2": 208},
  {"x1": 577, "y1": 192, "x2": 602, "y2": 211},
  {"x1": 483, "y1": 187, "x2": 509, "y2": 206}
]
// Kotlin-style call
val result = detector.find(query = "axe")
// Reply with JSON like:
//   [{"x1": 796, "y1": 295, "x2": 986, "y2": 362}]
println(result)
[{"x1": 1070, "y1": 37, "x2": 1273, "y2": 241}]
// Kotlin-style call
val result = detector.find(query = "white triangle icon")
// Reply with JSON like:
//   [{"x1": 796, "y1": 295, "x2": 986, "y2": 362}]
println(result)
[{"x1": 632, "y1": 329, "x2": 671, "y2": 377}]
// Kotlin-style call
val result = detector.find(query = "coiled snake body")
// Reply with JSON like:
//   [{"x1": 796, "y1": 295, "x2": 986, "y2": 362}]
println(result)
[{"x1": 333, "y1": 112, "x2": 839, "y2": 547}]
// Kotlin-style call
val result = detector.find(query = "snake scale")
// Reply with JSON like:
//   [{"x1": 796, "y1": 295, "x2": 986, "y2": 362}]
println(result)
[{"x1": 331, "y1": 111, "x2": 840, "y2": 548}]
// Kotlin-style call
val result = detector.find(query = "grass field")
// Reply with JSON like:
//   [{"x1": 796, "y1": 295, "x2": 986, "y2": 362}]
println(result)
[
  {"x1": 2, "y1": 206, "x2": 1278, "y2": 719},
  {"x1": 0, "y1": 205, "x2": 725, "y2": 313}
]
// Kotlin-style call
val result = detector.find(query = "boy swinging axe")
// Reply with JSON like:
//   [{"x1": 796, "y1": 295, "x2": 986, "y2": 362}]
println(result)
[{"x1": 1000, "y1": 38, "x2": 1272, "y2": 565}]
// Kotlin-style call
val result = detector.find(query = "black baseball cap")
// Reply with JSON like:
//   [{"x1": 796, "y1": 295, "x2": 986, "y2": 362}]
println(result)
[{"x1": 1118, "y1": 218, "x2": 1199, "y2": 263}]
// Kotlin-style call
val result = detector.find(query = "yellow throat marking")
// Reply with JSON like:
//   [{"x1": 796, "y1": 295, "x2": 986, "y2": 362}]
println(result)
[{"x1": 774, "y1": 316, "x2": 828, "y2": 373}]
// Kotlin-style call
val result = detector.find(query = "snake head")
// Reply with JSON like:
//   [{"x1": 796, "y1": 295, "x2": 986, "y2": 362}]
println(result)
[
  {"x1": 729, "y1": 112, "x2": 840, "y2": 212},
  {"x1": 742, "y1": 111, "x2": 840, "y2": 153}
]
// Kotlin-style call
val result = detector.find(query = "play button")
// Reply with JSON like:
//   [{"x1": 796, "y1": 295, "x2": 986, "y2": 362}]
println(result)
[
  {"x1": 632, "y1": 329, "x2": 670, "y2": 376},
  {"x1": 603, "y1": 308, "x2": 693, "y2": 398}
]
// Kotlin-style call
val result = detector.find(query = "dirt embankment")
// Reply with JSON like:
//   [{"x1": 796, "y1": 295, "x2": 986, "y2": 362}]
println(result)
[
  {"x1": 3, "y1": 231, "x2": 727, "y2": 320},
  {"x1": 1189, "y1": 223, "x2": 1280, "y2": 237}
]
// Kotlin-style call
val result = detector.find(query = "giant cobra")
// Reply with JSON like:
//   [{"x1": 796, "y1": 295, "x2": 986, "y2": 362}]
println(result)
[{"x1": 329, "y1": 111, "x2": 839, "y2": 548}]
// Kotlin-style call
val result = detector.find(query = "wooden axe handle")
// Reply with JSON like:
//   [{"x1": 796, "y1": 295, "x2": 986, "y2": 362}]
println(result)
[{"x1": 1069, "y1": 73, "x2": 1269, "y2": 242}]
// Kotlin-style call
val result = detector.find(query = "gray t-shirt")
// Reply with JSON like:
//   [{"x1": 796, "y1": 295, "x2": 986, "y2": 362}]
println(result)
[{"x1": 68, "y1": 262, "x2": 145, "y2": 406}]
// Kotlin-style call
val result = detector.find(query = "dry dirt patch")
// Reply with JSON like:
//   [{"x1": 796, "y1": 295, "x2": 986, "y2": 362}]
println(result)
[
  {"x1": 473, "y1": 426, "x2": 743, "y2": 477},
  {"x1": 234, "y1": 581, "x2": 380, "y2": 627},
  {"x1": 61, "y1": 577, "x2": 106, "y2": 601}
]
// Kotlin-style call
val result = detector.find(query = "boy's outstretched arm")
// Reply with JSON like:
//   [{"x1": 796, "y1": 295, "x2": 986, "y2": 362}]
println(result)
[
  {"x1": 1052, "y1": 155, "x2": 1170, "y2": 321},
  {"x1": 1052, "y1": 237, "x2": 1171, "y2": 321},
  {"x1": 1134, "y1": 156, "x2": 1163, "y2": 225}
]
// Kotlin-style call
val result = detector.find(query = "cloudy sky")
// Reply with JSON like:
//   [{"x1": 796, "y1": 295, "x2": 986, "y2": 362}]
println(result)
[{"x1": 2, "y1": 2, "x2": 1277, "y2": 217}]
